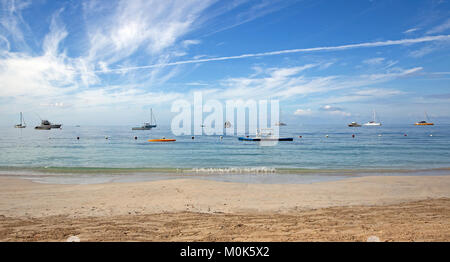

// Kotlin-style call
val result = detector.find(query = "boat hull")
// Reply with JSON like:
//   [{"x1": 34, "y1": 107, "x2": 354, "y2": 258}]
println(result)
[
  {"x1": 35, "y1": 126, "x2": 51, "y2": 130},
  {"x1": 415, "y1": 123, "x2": 434, "y2": 126},
  {"x1": 148, "y1": 139, "x2": 176, "y2": 142},
  {"x1": 14, "y1": 125, "x2": 26, "y2": 128},
  {"x1": 238, "y1": 137, "x2": 293, "y2": 141}
]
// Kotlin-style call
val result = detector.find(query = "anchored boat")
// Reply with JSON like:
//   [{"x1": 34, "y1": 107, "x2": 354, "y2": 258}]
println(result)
[
  {"x1": 415, "y1": 112, "x2": 434, "y2": 126},
  {"x1": 14, "y1": 112, "x2": 26, "y2": 128},
  {"x1": 148, "y1": 138, "x2": 176, "y2": 142},
  {"x1": 363, "y1": 110, "x2": 381, "y2": 126},
  {"x1": 35, "y1": 120, "x2": 61, "y2": 130},
  {"x1": 238, "y1": 128, "x2": 293, "y2": 141},
  {"x1": 348, "y1": 122, "x2": 361, "y2": 127},
  {"x1": 133, "y1": 108, "x2": 157, "y2": 130}
]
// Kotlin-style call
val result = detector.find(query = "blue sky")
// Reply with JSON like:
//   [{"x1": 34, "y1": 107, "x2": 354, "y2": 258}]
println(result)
[{"x1": 0, "y1": 0, "x2": 450, "y2": 126}]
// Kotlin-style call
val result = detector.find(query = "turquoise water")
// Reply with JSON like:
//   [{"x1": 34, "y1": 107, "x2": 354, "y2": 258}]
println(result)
[{"x1": 0, "y1": 124, "x2": 449, "y2": 183}]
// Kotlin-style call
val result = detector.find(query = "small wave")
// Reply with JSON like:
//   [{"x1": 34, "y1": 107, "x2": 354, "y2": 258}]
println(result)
[{"x1": 189, "y1": 167, "x2": 277, "y2": 174}]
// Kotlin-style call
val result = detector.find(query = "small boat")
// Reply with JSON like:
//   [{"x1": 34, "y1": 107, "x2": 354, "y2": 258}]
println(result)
[
  {"x1": 132, "y1": 108, "x2": 157, "y2": 130},
  {"x1": 348, "y1": 122, "x2": 361, "y2": 127},
  {"x1": 224, "y1": 121, "x2": 232, "y2": 128},
  {"x1": 238, "y1": 137, "x2": 293, "y2": 141},
  {"x1": 415, "y1": 112, "x2": 434, "y2": 126},
  {"x1": 363, "y1": 110, "x2": 381, "y2": 126},
  {"x1": 148, "y1": 138, "x2": 176, "y2": 142},
  {"x1": 238, "y1": 128, "x2": 293, "y2": 142},
  {"x1": 274, "y1": 121, "x2": 287, "y2": 126},
  {"x1": 14, "y1": 112, "x2": 26, "y2": 128},
  {"x1": 35, "y1": 120, "x2": 60, "y2": 130}
]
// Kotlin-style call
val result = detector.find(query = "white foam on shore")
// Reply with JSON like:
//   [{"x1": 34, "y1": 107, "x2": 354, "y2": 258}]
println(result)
[{"x1": 189, "y1": 167, "x2": 277, "y2": 174}]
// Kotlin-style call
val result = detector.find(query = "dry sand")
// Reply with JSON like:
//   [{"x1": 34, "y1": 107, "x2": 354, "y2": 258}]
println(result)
[{"x1": 0, "y1": 176, "x2": 449, "y2": 241}]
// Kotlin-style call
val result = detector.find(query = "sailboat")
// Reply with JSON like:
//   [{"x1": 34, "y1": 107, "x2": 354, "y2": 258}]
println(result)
[
  {"x1": 363, "y1": 110, "x2": 382, "y2": 126},
  {"x1": 14, "y1": 112, "x2": 26, "y2": 128},
  {"x1": 415, "y1": 112, "x2": 434, "y2": 126},
  {"x1": 132, "y1": 108, "x2": 157, "y2": 130}
]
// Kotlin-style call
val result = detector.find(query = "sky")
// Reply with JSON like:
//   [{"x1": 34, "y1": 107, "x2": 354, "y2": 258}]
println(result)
[{"x1": 0, "y1": 0, "x2": 450, "y2": 126}]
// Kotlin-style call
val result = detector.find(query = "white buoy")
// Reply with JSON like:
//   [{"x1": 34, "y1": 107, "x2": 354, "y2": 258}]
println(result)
[
  {"x1": 105, "y1": 136, "x2": 109, "y2": 140},
  {"x1": 325, "y1": 135, "x2": 329, "y2": 138},
  {"x1": 430, "y1": 134, "x2": 433, "y2": 137},
  {"x1": 378, "y1": 134, "x2": 382, "y2": 137}
]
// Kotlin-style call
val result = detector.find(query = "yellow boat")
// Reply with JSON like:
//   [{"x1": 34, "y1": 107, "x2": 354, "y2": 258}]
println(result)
[
  {"x1": 415, "y1": 121, "x2": 434, "y2": 126},
  {"x1": 415, "y1": 112, "x2": 434, "y2": 126},
  {"x1": 148, "y1": 138, "x2": 176, "y2": 142}
]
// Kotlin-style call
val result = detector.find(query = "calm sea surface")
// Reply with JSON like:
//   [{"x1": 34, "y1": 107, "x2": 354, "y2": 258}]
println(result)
[{"x1": 0, "y1": 124, "x2": 449, "y2": 184}]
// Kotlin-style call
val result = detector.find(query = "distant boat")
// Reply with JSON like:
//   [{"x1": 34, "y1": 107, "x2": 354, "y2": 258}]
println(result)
[
  {"x1": 35, "y1": 119, "x2": 61, "y2": 130},
  {"x1": 348, "y1": 122, "x2": 361, "y2": 127},
  {"x1": 415, "y1": 112, "x2": 434, "y2": 126},
  {"x1": 132, "y1": 108, "x2": 157, "y2": 130},
  {"x1": 238, "y1": 128, "x2": 293, "y2": 141},
  {"x1": 35, "y1": 120, "x2": 51, "y2": 130},
  {"x1": 148, "y1": 138, "x2": 176, "y2": 142},
  {"x1": 275, "y1": 121, "x2": 287, "y2": 126},
  {"x1": 14, "y1": 112, "x2": 26, "y2": 128},
  {"x1": 224, "y1": 121, "x2": 232, "y2": 128},
  {"x1": 363, "y1": 110, "x2": 382, "y2": 126}
]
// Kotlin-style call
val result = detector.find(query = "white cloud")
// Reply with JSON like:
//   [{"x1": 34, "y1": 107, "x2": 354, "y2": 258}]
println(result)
[
  {"x1": 294, "y1": 108, "x2": 312, "y2": 116},
  {"x1": 319, "y1": 105, "x2": 351, "y2": 116}
]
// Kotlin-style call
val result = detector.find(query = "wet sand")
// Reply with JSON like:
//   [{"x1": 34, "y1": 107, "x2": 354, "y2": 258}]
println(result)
[{"x1": 0, "y1": 176, "x2": 449, "y2": 241}]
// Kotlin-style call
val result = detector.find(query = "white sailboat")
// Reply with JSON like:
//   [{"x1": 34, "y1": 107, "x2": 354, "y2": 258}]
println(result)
[
  {"x1": 132, "y1": 108, "x2": 157, "y2": 130},
  {"x1": 363, "y1": 110, "x2": 382, "y2": 126},
  {"x1": 14, "y1": 112, "x2": 26, "y2": 128}
]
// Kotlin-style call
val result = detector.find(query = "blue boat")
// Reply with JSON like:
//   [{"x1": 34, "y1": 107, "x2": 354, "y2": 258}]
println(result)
[{"x1": 238, "y1": 137, "x2": 293, "y2": 141}]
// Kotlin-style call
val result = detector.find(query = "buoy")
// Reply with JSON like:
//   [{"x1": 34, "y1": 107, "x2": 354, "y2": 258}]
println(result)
[
  {"x1": 105, "y1": 136, "x2": 109, "y2": 139},
  {"x1": 220, "y1": 136, "x2": 223, "y2": 140},
  {"x1": 192, "y1": 136, "x2": 195, "y2": 140},
  {"x1": 430, "y1": 134, "x2": 433, "y2": 137},
  {"x1": 404, "y1": 134, "x2": 407, "y2": 137},
  {"x1": 134, "y1": 136, "x2": 138, "y2": 140},
  {"x1": 77, "y1": 136, "x2": 80, "y2": 140},
  {"x1": 352, "y1": 134, "x2": 355, "y2": 138},
  {"x1": 325, "y1": 135, "x2": 329, "y2": 138},
  {"x1": 378, "y1": 134, "x2": 382, "y2": 137},
  {"x1": 299, "y1": 136, "x2": 302, "y2": 138}
]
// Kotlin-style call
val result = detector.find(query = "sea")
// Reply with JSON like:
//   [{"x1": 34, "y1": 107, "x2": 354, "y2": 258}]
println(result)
[{"x1": 0, "y1": 124, "x2": 449, "y2": 184}]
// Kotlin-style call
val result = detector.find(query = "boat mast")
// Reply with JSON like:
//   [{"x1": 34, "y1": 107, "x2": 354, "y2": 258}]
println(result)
[{"x1": 20, "y1": 112, "x2": 22, "y2": 125}]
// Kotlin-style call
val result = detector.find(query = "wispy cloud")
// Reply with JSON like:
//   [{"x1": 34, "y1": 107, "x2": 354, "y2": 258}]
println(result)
[
  {"x1": 427, "y1": 18, "x2": 450, "y2": 34},
  {"x1": 97, "y1": 35, "x2": 450, "y2": 73},
  {"x1": 363, "y1": 57, "x2": 385, "y2": 65},
  {"x1": 403, "y1": 28, "x2": 419, "y2": 34}
]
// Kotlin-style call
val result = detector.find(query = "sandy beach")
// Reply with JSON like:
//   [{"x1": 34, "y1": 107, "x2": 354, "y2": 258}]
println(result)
[{"x1": 0, "y1": 175, "x2": 449, "y2": 242}]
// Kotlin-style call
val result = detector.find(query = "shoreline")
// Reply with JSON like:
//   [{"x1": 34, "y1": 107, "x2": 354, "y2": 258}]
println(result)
[
  {"x1": 1, "y1": 175, "x2": 449, "y2": 241},
  {"x1": 1, "y1": 166, "x2": 450, "y2": 185}
]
